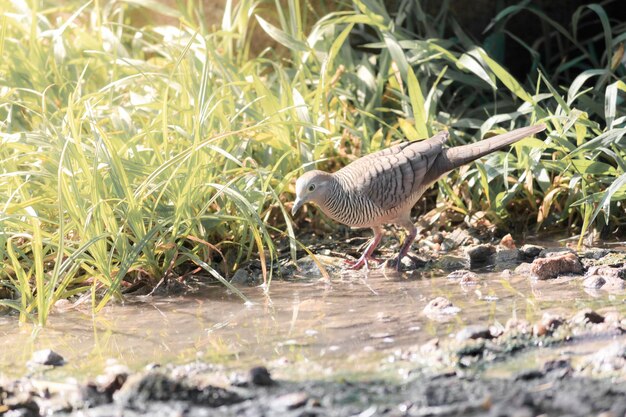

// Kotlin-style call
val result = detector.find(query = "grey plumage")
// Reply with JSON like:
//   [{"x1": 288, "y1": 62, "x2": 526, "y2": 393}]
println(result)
[{"x1": 292, "y1": 124, "x2": 547, "y2": 271}]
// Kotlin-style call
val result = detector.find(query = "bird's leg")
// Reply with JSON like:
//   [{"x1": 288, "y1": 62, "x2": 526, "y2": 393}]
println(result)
[
  {"x1": 394, "y1": 221, "x2": 417, "y2": 271},
  {"x1": 345, "y1": 227, "x2": 383, "y2": 270}
]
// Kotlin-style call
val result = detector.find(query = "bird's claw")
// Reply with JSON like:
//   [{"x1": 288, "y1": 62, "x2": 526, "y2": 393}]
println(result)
[{"x1": 344, "y1": 257, "x2": 384, "y2": 270}]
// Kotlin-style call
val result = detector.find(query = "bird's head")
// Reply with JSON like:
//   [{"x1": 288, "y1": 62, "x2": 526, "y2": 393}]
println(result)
[{"x1": 292, "y1": 170, "x2": 333, "y2": 216}]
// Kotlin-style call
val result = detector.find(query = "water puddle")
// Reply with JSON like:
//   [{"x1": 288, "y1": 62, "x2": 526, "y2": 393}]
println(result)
[{"x1": 0, "y1": 266, "x2": 624, "y2": 380}]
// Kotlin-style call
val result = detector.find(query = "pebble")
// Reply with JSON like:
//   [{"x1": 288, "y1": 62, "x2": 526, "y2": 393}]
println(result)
[
  {"x1": 28, "y1": 349, "x2": 65, "y2": 367},
  {"x1": 601, "y1": 276, "x2": 626, "y2": 291},
  {"x1": 582, "y1": 248, "x2": 611, "y2": 260},
  {"x1": 587, "y1": 265, "x2": 626, "y2": 280},
  {"x1": 432, "y1": 232, "x2": 444, "y2": 244},
  {"x1": 584, "y1": 342, "x2": 626, "y2": 373},
  {"x1": 518, "y1": 244, "x2": 544, "y2": 261},
  {"x1": 423, "y1": 297, "x2": 460, "y2": 317},
  {"x1": 230, "y1": 269, "x2": 253, "y2": 285},
  {"x1": 434, "y1": 255, "x2": 470, "y2": 271},
  {"x1": 530, "y1": 252, "x2": 583, "y2": 279},
  {"x1": 513, "y1": 369, "x2": 544, "y2": 381},
  {"x1": 572, "y1": 309, "x2": 604, "y2": 325},
  {"x1": 505, "y1": 318, "x2": 531, "y2": 334},
  {"x1": 583, "y1": 275, "x2": 606, "y2": 289},
  {"x1": 3, "y1": 394, "x2": 40, "y2": 417},
  {"x1": 466, "y1": 244, "x2": 496, "y2": 266},
  {"x1": 399, "y1": 254, "x2": 428, "y2": 270},
  {"x1": 514, "y1": 262, "x2": 532, "y2": 274},
  {"x1": 455, "y1": 325, "x2": 493, "y2": 342},
  {"x1": 270, "y1": 392, "x2": 309, "y2": 410},
  {"x1": 495, "y1": 249, "x2": 520, "y2": 268},
  {"x1": 369, "y1": 332, "x2": 393, "y2": 339},
  {"x1": 533, "y1": 313, "x2": 564, "y2": 337},
  {"x1": 538, "y1": 247, "x2": 576, "y2": 258},
  {"x1": 543, "y1": 358, "x2": 572, "y2": 373},
  {"x1": 582, "y1": 274, "x2": 625, "y2": 291},
  {"x1": 499, "y1": 233, "x2": 517, "y2": 249},
  {"x1": 446, "y1": 269, "x2": 478, "y2": 283},
  {"x1": 249, "y1": 366, "x2": 275, "y2": 386}
]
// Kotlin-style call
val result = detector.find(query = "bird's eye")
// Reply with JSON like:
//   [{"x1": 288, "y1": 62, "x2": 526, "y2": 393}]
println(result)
[{"x1": 308, "y1": 184, "x2": 316, "y2": 192}]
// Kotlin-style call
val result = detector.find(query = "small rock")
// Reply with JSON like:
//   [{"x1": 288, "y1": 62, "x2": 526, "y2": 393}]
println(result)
[
  {"x1": 538, "y1": 247, "x2": 576, "y2": 258},
  {"x1": 270, "y1": 392, "x2": 309, "y2": 411},
  {"x1": 601, "y1": 276, "x2": 626, "y2": 291},
  {"x1": 369, "y1": 332, "x2": 392, "y2": 339},
  {"x1": 604, "y1": 311, "x2": 622, "y2": 325},
  {"x1": 489, "y1": 324, "x2": 504, "y2": 338},
  {"x1": 83, "y1": 370, "x2": 128, "y2": 408},
  {"x1": 519, "y1": 244, "x2": 544, "y2": 261},
  {"x1": 398, "y1": 253, "x2": 428, "y2": 270},
  {"x1": 582, "y1": 248, "x2": 611, "y2": 260},
  {"x1": 572, "y1": 308, "x2": 604, "y2": 325},
  {"x1": 583, "y1": 275, "x2": 606, "y2": 289},
  {"x1": 466, "y1": 244, "x2": 496, "y2": 266},
  {"x1": 543, "y1": 358, "x2": 572, "y2": 373},
  {"x1": 514, "y1": 262, "x2": 532, "y2": 274},
  {"x1": 587, "y1": 265, "x2": 626, "y2": 280},
  {"x1": 3, "y1": 394, "x2": 40, "y2": 417},
  {"x1": 495, "y1": 249, "x2": 520, "y2": 268},
  {"x1": 441, "y1": 228, "x2": 473, "y2": 251},
  {"x1": 230, "y1": 269, "x2": 253, "y2": 285},
  {"x1": 530, "y1": 252, "x2": 583, "y2": 280},
  {"x1": 249, "y1": 366, "x2": 275, "y2": 386},
  {"x1": 583, "y1": 273, "x2": 625, "y2": 291},
  {"x1": 115, "y1": 372, "x2": 243, "y2": 407},
  {"x1": 296, "y1": 255, "x2": 342, "y2": 276},
  {"x1": 446, "y1": 270, "x2": 478, "y2": 284},
  {"x1": 434, "y1": 255, "x2": 470, "y2": 271},
  {"x1": 432, "y1": 232, "x2": 444, "y2": 244},
  {"x1": 455, "y1": 325, "x2": 493, "y2": 342},
  {"x1": 514, "y1": 369, "x2": 544, "y2": 381},
  {"x1": 28, "y1": 349, "x2": 64, "y2": 367},
  {"x1": 499, "y1": 234, "x2": 516, "y2": 249},
  {"x1": 505, "y1": 318, "x2": 531, "y2": 334},
  {"x1": 584, "y1": 342, "x2": 626, "y2": 373},
  {"x1": 456, "y1": 340, "x2": 486, "y2": 358},
  {"x1": 533, "y1": 313, "x2": 564, "y2": 337},
  {"x1": 423, "y1": 297, "x2": 460, "y2": 317}
]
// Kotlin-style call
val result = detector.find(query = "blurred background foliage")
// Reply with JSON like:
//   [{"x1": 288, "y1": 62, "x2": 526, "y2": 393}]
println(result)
[{"x1": 0, "y1": 0, "x2": 624, "y2": 323}]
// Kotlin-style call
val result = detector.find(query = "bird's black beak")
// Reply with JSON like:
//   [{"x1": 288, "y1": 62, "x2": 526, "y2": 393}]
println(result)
[{"x1": 292, "y1": 198, "x2": 304, "y2": 216}]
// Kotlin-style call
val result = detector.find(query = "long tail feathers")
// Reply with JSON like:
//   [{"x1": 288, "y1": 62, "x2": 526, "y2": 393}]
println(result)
[{"x1": 424, "y1": 124, "x2": 547, "y2": 184}]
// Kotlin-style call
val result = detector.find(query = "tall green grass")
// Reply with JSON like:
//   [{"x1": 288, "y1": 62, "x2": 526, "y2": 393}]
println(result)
[{"x1": 0, "y1": 0, "x2": 624, "y2": 324}]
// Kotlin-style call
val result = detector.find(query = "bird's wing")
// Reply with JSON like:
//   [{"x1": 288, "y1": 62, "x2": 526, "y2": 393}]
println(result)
[{"x1": 336, "y1": 132, "x2": 448, "y2": 211}]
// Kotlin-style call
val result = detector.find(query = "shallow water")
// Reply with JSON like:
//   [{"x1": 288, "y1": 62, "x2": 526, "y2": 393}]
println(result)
[{"x1": 0, "y1": 264, "x2": 624, "y2": 380}]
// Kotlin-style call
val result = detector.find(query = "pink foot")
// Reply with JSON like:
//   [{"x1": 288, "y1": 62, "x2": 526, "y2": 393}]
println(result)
[
  {"x1": 346, "y1": 258, "x2": 367, "y2": 270},
  {"x1": 344, "y1": 256, "x2": 384, "y2": 270}
]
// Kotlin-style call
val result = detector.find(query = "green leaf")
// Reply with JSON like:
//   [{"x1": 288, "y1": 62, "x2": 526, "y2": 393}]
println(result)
[
  {"x1": 255, "y1": 15, "x2": 308, "y2": 52},
  {"x1": 478, "y1": 49, "x2": 534, "y2": 103},
  {"x1": 605, "y1": 80, "x2": 626, "y2": 129},
  {"x1": 406, "y1": 66, "x2": 429, "y2": 138},
  {"x1": 457, "y1": 49, "x2": 496, "y2": 88}
]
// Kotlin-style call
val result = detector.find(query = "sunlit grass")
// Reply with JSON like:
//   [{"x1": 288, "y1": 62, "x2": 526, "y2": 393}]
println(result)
[{"x1": 0, "y1": 0, "x2": 624, "y2": 324}]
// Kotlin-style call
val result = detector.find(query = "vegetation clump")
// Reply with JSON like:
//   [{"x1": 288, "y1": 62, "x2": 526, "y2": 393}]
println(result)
[{"x1": 0, "y1": 0, "x2": 624, "y2": 323}]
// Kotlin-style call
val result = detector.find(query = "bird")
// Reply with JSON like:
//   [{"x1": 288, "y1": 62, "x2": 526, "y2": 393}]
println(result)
[{"x1": 291, "y1": 124, "x2": 547, "y2": 271}]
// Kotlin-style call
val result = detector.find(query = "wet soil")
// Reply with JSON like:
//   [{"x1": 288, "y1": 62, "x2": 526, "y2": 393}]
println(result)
[{"x1": 1, "y1": 232, "x2": 625, "y2": 416}]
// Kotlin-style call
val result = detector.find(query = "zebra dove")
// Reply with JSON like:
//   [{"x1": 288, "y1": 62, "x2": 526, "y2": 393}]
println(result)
[{"x1": 292, "y1": 124, "x2": 547, "y2": 271}]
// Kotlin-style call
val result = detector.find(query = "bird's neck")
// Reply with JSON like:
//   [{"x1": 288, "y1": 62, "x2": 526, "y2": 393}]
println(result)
[{"x1": 319, "y1": 176, "x2": 351, "y2": 225}]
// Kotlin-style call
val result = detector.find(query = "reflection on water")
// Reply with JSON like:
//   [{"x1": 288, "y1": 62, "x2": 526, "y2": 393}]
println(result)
[{"x1": 0, "y1": 268, "x2": 624, "y2": 380}]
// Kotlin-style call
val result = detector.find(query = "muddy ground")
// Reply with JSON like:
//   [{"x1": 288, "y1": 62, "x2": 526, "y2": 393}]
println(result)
[
  {"x1": 4, "y1": 334, "x2": 626, "y2": 417},
  {"x1": 2, "y1": 229, "x2": 625, "y2": 417}
]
